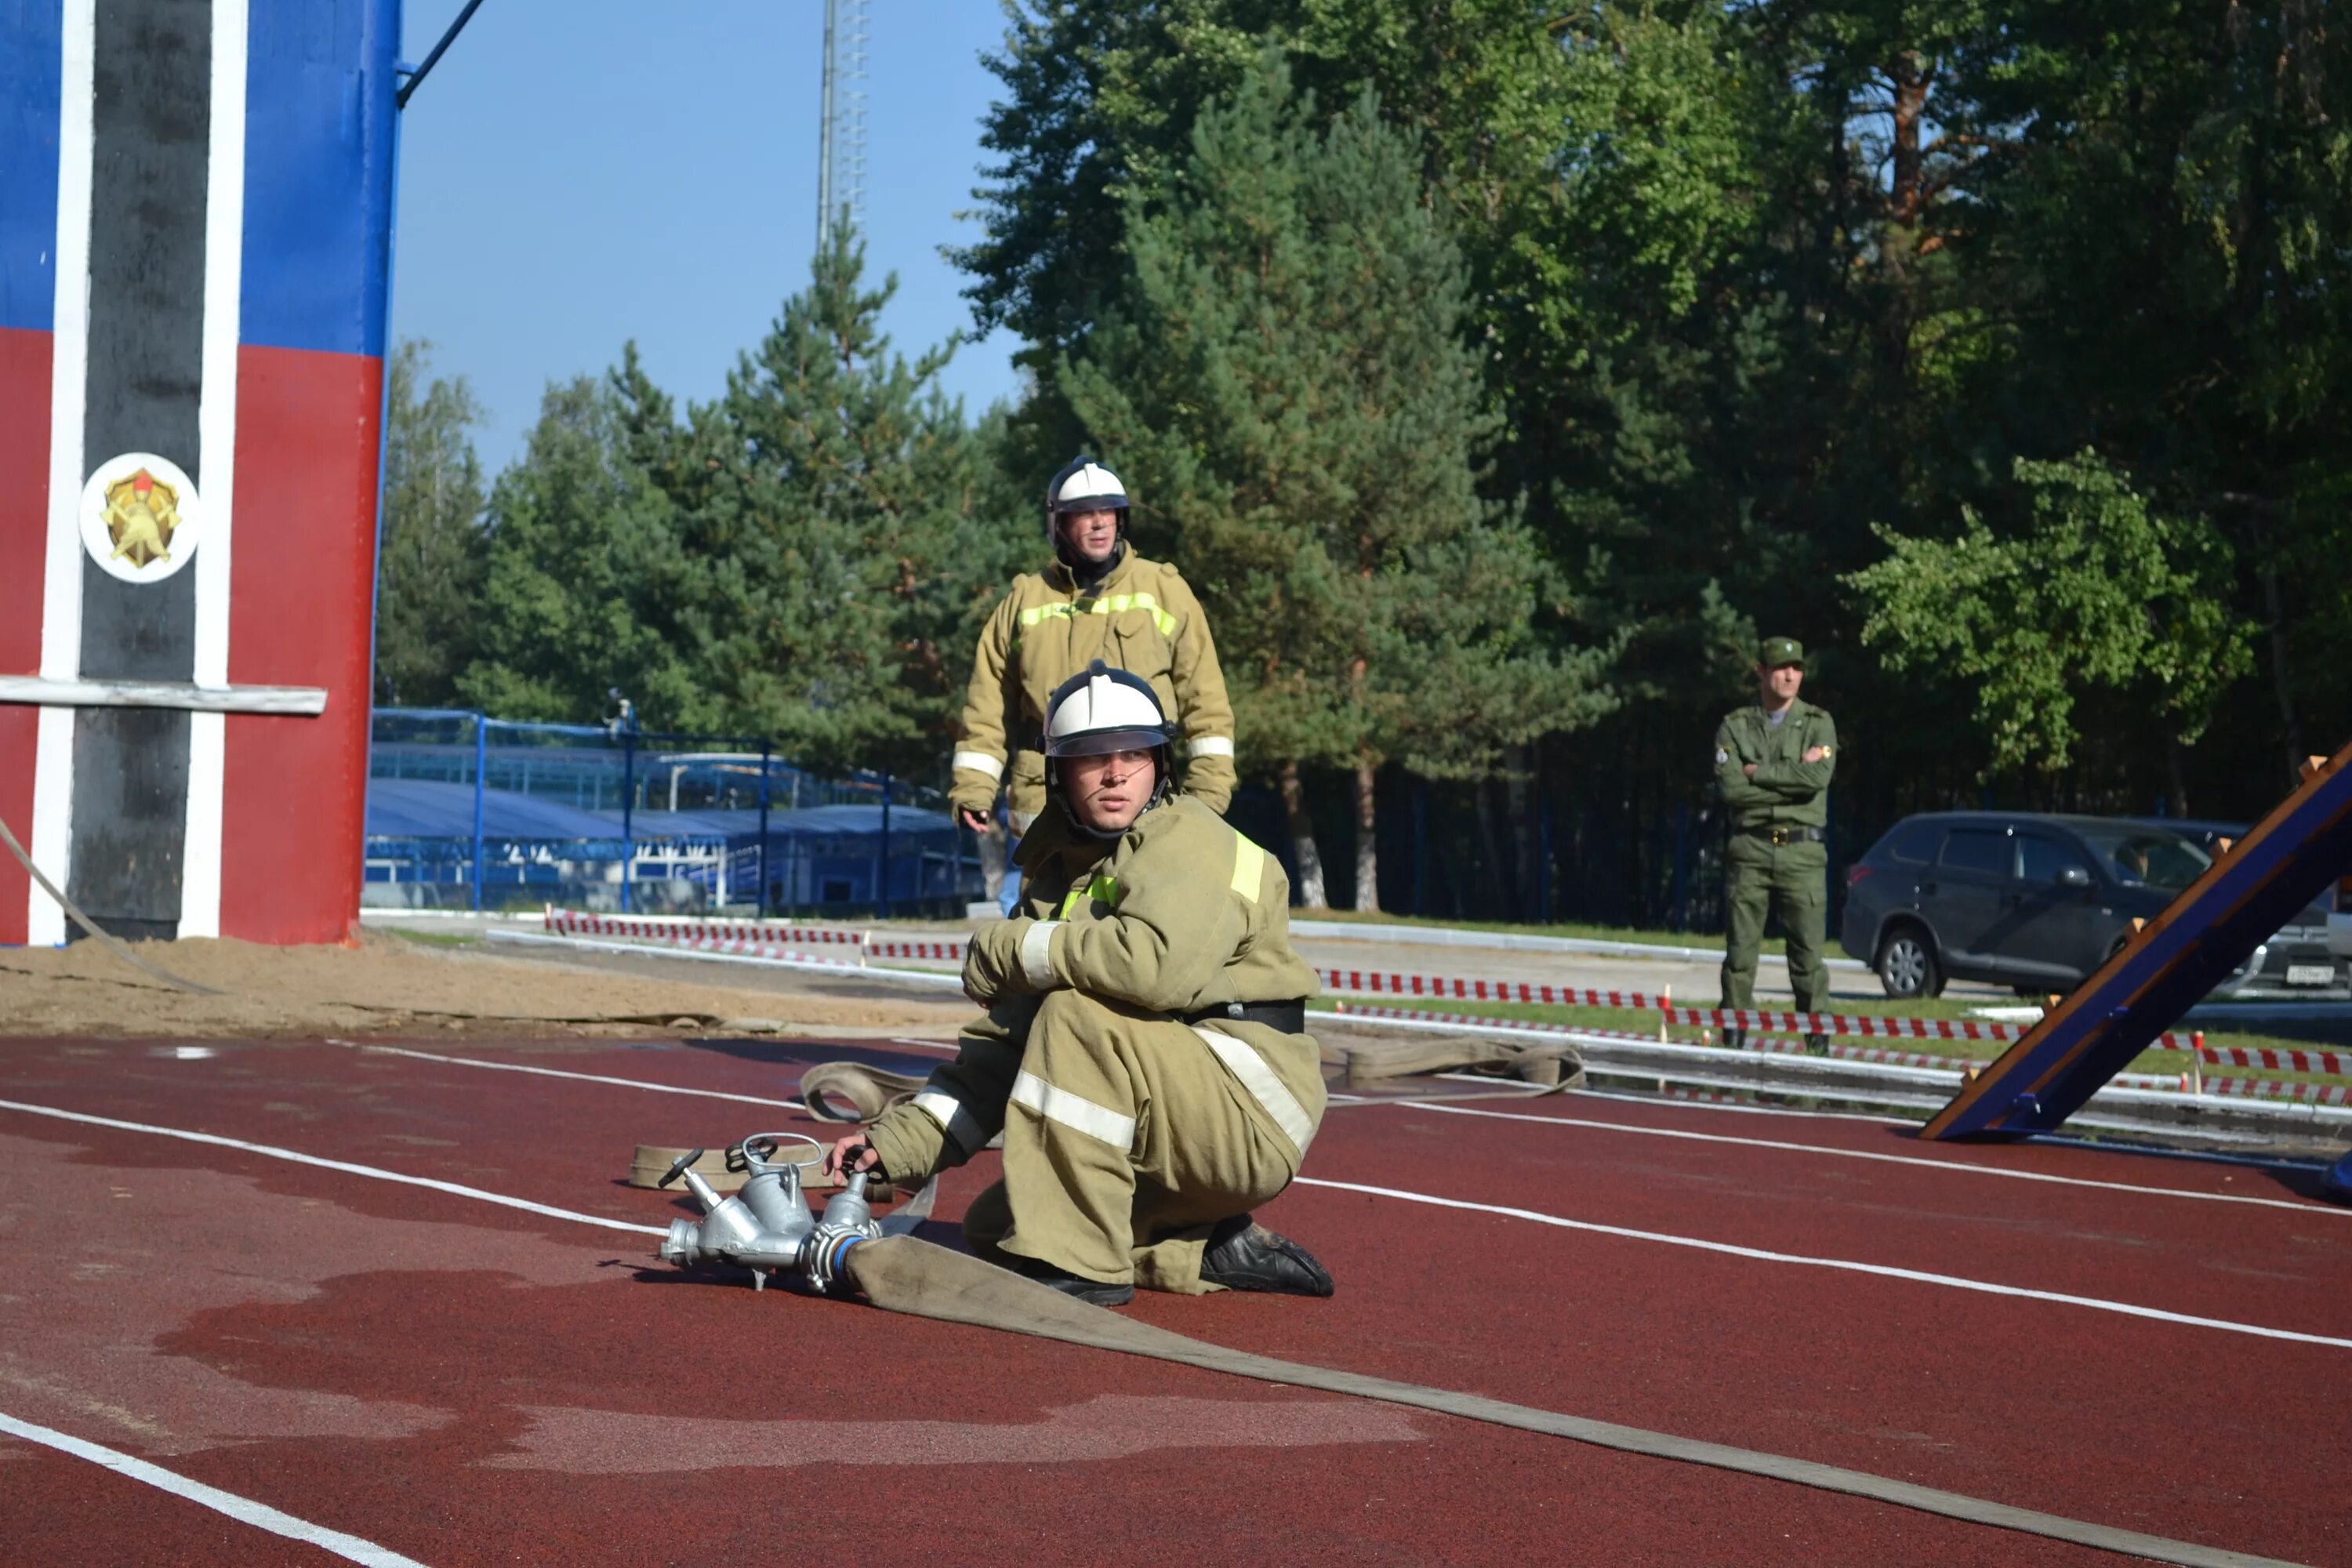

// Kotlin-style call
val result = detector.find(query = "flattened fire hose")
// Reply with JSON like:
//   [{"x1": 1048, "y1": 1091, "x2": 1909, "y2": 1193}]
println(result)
[{"x1": 841, "y1": 1238, "x2": 2303, "y2": 1568}]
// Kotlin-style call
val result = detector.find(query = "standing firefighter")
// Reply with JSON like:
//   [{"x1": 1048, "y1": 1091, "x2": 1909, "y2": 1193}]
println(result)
[
  {"x1": 830, "y1": 661, "x2": 1330, "y2": 1306},
  {"x1": 950, "y1": 456, "x2": 1236, "y2": 842},
  {"x1": 1714, "y1": 637, "x2": 1838, "y2": 1053}
]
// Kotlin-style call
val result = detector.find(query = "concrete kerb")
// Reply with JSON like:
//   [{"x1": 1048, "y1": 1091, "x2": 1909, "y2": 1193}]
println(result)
[{"x1": 1290, "y1": 917, "x2": 1871, "y2": 973}]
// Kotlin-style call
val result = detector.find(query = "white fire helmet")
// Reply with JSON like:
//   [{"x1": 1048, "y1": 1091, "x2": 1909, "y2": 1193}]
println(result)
[
  {"x1": 1043, "y1": 660, "x2": 1178, "y2": 822},
  {"x1": 1044, "y1": 454, "x2": 1130, "y2": 543}
]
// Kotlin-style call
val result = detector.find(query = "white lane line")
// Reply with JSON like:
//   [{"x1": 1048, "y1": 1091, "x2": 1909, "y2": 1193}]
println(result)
[
  {"x1": 12, "y1": 1085, "x2": 2338, "y2": 1354},
  {"x1": 1294, "y1": 1176, "x2": 2352, "y2": 1351},
  {"x1": 339, "y1": 1043, "x2": 806, "y2": 1111},
  {"x1": 0, "y1": 1409, "x2": 429, "y2": 1567},
  {"x1": 1388, "y1": 1101, "x2": 2350, "y2": 1217},
  {"x1": 0, "y1": 1099, "x2": 665, "y2": 1238}
]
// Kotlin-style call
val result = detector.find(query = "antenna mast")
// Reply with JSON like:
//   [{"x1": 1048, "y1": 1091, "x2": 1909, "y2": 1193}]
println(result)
[{"x1": 816, "y1": 0, "x2": 869, "y2": 250}]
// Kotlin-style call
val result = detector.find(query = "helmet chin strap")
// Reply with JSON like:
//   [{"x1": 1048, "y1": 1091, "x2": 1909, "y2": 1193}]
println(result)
[{"x1": 1052, "y1": 520, "x2": 1127, "y2": 584}]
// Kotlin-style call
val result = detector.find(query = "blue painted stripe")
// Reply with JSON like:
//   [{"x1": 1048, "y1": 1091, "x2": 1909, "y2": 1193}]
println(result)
[
  {"x1": 239, "y1": 0, "x2": 397, "y2": 358},
  {"x1": 0, "y1": 0, "x2": 64, "y2": 334}
]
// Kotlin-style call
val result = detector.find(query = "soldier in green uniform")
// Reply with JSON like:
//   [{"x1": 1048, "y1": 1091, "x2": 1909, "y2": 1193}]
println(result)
[{"x1": 1714, "y1": 637, "x2": 1837, "y2": 1054}]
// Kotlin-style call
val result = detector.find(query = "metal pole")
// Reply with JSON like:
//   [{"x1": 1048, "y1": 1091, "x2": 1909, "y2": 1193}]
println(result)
[
  {"x1": 757, "y1": 740, "x2": 772, "y2": 920},
  {"x1": 817, "y1": 0, "x2": 837, "y2": 247},
  {"x1": 620, "y1": 726, "x2": 637, "y2": 915},
  {"x1": 877, "y1": 772, "x2": 893, "y2": 919},
  {"x1": 470, "y1": 714, "x2": 487, "y2": 913}
]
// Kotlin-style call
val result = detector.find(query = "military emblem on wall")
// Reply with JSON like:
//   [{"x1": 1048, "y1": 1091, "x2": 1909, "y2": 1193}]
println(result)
[{"x1": 78, "y1": 452, "x2": 201, "y2": 583}]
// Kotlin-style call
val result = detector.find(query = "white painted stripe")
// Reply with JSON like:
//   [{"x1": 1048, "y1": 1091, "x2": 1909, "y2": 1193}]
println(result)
[
  {"x1": 1009, "y1": 1069, "x2": 1134, "y2": 1148},
  {"x1": 1294, "y1": 1176, "x2": 2352, "y2": 1351},
  {"x1": 912, "y1": 1088, "x2": 987, "y2": 1156},
  {"x1": 0, "y1": 1409, "x2": 428, "y2": 1567},
  {"x1": 951, "y1": 750, "x2": 1005, "y2": 782},
  {"x1": 1187, "y1": 735, "x2": 1234, "y2": 758},
  {"x1": 178, "y1": 0, "x2": 250, "y2": 942},
  {"x1": 10, "y1": 1073, "x2": 2329, "y2": 1356},
  {"x1": 28, "y1": 1, "x2": 97, "y2": 946},
  {"x1": 1019, "y1": 919, "x2": 1062, "y2": 989},
  {"x1": 341, "y1": 1043, "x2": 806, "y2": 1111},
  {"x1": 1194, "y1": 1025, "x2": 1315, "y2": 1153},
  {"x1": 0, "y1": 1098, "x2": 666, "y2": 1238},
  {"x1": 1391, "y1": 1100, "x2": 2352, "y2": 1217}
]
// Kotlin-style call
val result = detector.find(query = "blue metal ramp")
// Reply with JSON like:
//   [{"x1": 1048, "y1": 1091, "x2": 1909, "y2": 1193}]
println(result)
[{"x1": 1923, "y1": 742, "x2": 2352, "y2": 1141}]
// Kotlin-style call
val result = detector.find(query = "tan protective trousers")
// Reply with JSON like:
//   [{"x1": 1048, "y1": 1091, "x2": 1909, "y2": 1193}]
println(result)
[{"x1": 965, "y1": 989, "x2": 1303, "y2": 1294}]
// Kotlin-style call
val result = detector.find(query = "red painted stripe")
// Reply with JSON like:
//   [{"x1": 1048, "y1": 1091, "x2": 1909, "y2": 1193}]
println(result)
[
  {"x1": 0, "y1": 326, "x2": 52, "y2": 946},
  {"x1": 219, "y1": 344, "x2": 382, "y2": 944}
]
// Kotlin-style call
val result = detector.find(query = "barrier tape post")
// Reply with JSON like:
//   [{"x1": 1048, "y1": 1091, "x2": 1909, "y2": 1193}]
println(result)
[
  {"x1": 1659, "y1": 985, "x2": 1671, "y2": 1044},
  {"x1": 2190, "y1": 1030, "x2": 2203, "y2": 1097}
]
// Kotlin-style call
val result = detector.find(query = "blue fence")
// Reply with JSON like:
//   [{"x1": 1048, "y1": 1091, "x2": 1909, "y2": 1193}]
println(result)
[{"x1": 365, "y1": 710, "x2": 982, "y2": 916}]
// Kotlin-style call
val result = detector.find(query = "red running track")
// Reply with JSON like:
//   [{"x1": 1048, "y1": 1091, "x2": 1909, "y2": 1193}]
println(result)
[{"x1": 0, "y1": 1035, "x2": 2345, "y2": 1566}]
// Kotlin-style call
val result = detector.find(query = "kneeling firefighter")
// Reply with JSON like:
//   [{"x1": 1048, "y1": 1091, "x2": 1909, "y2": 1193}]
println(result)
[{"x1": 827, "y1": 661, "x2": 1330, "y2": 1306}]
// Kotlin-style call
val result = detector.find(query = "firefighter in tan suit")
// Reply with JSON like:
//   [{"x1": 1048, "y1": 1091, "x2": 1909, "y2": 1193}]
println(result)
[
  {"x1": 831, "y1": 662, "x2": 1330, "y2": 1307},
  {"x1": 951, "y1": 456, "x2": 1236, "y2": 839}
]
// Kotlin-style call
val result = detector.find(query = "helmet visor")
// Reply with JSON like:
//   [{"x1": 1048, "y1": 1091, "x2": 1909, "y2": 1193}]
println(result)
[{"x1": 1047, "y1": 728, "x2": 1168, "y2": 759}]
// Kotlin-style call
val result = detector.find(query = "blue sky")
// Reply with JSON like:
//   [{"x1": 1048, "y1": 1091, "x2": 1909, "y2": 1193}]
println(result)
[{"x1": 392, "y1": 1, "x2": 1025, "y2": 470}]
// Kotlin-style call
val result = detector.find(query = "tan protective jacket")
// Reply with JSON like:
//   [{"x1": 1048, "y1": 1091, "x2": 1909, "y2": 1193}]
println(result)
[
  {"x1": 865, "y1": 796, "x2": 1323, "y2": 1181},
  {"x1": 950, "y1": 547, "x2": 1236, "y2": 827}
]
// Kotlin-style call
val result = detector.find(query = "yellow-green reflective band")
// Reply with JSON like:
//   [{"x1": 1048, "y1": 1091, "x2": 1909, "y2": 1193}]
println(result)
[
  {"x1": 1016, "y1": 593, "x2": 1178, "y2": 640},
  {"x1": 1057, "y1": 874, "x2": 1120, "y2": 920},
  {"x1": 1231, "y1": 834, "x2": 1267, "y2": 903}
]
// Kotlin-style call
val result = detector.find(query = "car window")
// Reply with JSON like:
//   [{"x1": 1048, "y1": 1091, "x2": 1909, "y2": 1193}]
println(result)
[
  {"x1": 2074, "y1": 826, "x2": 2211, "y2": 891},
  {"x1": 1880, "y1": 822, "x2": 1941, "y2": 866},
  {"x1": 2017, "y1": 833, "x2": 2091, "y2": 885},
  {"x1": 1938, "y1": 828, "x2": 2012, "y2": 877}
]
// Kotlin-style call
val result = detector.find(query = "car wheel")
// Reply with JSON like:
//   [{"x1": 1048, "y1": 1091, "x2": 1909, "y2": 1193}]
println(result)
[{"x1": 1876, "y1": 925, "x2": 1942, "y2": 1000}]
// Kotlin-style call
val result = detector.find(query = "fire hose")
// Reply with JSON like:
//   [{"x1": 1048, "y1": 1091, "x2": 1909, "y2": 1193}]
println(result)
[{"x1": 656, "y1": 1131, "x2": 2299, "y2": 1568}]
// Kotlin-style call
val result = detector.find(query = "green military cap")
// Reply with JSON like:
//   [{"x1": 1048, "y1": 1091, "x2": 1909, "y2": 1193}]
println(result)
[{"x1": 1759, "y1": 636, "x2": 1804, "y2": 668}]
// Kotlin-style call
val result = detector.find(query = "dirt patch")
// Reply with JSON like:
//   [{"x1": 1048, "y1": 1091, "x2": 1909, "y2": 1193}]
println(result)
[{"x1": 0, "y1": 929, "x2": 972, "y2": 1040}]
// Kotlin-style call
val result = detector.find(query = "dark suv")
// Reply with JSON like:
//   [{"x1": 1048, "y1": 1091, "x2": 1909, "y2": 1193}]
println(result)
[{"x1": 1840, "y1": 813, "x2": 2221, "y2": 998}]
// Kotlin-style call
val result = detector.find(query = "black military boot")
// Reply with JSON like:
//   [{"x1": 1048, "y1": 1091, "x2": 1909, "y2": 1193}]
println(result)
[
  {"x1": 1200, "y1": 1215, "x2": 1334, "y2": 1297},
  {"x1": 1721, "y1": 1027, "x2": 1748, "y2": 1051},
  {"x1": 1803, "y1": 1033, "x2": 1831, "y2": 1056},
  {"x1": 1014, "y1": 1259, "x2": 1134, "y2": 1308}
]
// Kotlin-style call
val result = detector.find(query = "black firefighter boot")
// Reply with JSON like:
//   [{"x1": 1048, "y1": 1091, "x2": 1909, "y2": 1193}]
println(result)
[
  {"x1": 1803, "y1": 1033, "x2": 1831, "y2": 1056},
  {"x1": 1201, "y1": 1214, "x2": 1334, "y2": 1297},
  {"x1": 1014, "y1": 1259, "x2": 1135, "y2": 1308}
]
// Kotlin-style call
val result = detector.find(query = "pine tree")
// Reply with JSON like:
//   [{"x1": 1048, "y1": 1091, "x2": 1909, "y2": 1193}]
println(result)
[
  {"x1": 1065, "y1": 56, "x2": 1613, "y2": 909},
  {"x1": 655, "y1": 223, "x2": 1028, "y2": 777},
  {"x1": 373, "y1": 339, "x2": 488, "y2": 706},
  {"x1": 460, "y1": 369, "x2": 695, "y2": 725}
]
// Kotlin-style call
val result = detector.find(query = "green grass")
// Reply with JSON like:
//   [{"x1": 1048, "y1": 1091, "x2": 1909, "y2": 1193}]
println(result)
[{"x1": 384, "y1": 928, "x2": 482, "y2": 950}]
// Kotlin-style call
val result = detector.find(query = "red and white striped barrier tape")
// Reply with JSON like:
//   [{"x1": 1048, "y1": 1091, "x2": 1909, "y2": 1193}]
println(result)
[
  {"x1": 2199, "y1": 1077, "x2": 2352, "y2": 1105},
  {"x1": 2188, "y1": 1044, "x2": 2352, "y2": 1076},
  {"x1": 1312, "y1": 967, "x2": 2077, "y2": 1044},
  {"x1": 546, "y1": 908, "x2": 865, "y2": 946},
  {"x1": 864, "y1": 939, "x2": 971, "y2": 961}
]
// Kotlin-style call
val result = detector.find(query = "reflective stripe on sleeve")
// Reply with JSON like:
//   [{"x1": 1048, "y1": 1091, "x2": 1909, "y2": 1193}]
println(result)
[
  {"x1": 1056, "y1": 875, "x2": 1119, "y2": 919},
  {"x1": 1230, "y1": 834, "x2": 1268, "y2": 903},
  {"x1": 1020, "y1": 920, "x2": 1062, "y2": 989},
  {"x1": 912, "y1": 1088, "x2": 987, "y2": 1158},
  {"x1": 1188, "y1": 735, "x2": 1235, "y2": 759},
  {"x1": 1192, "y1": 1026, "x2": 1316, "y2": 1154},
  {"x1": 952, "y1": 750, "x2": 1006, "y2": 782},
  {"x1": 1010, "y1": 1069, "x2": 1136, "y2": 1148}
]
